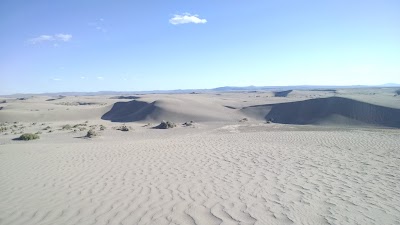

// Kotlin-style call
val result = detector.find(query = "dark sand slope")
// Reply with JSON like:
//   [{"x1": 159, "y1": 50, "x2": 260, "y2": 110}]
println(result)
[
  {"x1": 102, "y1": 99, "x2": 241, "y2": 122},
  {"x1": 101, "y1": 100, "x2": 157, "y2": 122},
  {"x1": 242, "y1": 97, "x2": 400, "y2": 128}
]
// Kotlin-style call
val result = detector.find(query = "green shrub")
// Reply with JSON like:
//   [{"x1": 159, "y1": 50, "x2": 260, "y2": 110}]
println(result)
[
  {"x1": 19, "y1": 133, "x2": 40, "y2": 141},
  {"x1": 62, "y1": 124, "x2": 72, "y2": 130},
  {"x1": 99, "y1": 125, "x2": 106, "y2": 130}
]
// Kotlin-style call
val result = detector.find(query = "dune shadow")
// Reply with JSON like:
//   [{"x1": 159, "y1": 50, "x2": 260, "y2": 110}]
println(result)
[
  {"x1": 101, "y1": 100, "x2": 157, "y2": 122},
  {"x1": 242, "y1": 97, "x2": 400, "y2": 128},
  {"x1": 274, "y1": 90, "x2": 292, "y2": 97}
]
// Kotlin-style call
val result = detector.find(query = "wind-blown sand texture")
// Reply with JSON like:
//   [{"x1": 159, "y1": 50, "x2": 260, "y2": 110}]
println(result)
[{"x1": 1, "y1": 88, "x2": 400, "y2": 225}]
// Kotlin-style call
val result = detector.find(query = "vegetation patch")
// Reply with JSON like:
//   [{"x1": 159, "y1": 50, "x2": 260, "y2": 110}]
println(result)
[
  {"x1": 18, "y1": 133, "x2": 40, "y2": 141},
  {"x1": 73, "y1": 123, "x2": 87, "y2": 128},
  {"x1": 239, "y1": 118, "x2": 248, "y2": 122},
  {"x1": 182, "y1": 121, "x2": 194, "y2": 127},
  {"x1": 155, "y1": 120, "x2": 176, "y2": 129},
  {"x1": 117, "y1": 125, "x2": 130, "y2": 131},
  {"x1": 62, "y1": 124, "x2": 72, "y2": 130},
  {"x1": 86, "y1": 129, "x2": 97, "y2": 138}
]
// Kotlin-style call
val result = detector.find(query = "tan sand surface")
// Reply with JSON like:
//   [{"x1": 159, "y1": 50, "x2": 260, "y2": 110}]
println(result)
[{"x1": 1, "y1": 88, "x2": 400, "y2": 224}]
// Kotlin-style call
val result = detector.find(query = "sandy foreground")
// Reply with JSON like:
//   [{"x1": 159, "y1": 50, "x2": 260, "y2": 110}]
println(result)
[{"x1": 1, "y1": 89, "x2": 400, "y2": 225}]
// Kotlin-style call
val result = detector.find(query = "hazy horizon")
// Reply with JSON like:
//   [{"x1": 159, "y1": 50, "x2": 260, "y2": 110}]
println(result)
[{"x1": 1, "y1": 0, "x2": 399, "y2": 95}]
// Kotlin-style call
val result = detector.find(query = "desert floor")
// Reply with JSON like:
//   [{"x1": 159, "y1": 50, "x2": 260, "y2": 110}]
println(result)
[{"x1": 1, "y1": 88, "x2": 400, "y2": 225}]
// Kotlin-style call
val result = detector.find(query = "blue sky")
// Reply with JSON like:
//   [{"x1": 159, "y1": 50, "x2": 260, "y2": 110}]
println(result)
[{"x1": 1, "y1": 0, "x2": 400, "y2": 94}]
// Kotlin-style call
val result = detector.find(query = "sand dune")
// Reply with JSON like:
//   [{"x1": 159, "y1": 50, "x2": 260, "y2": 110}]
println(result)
[
  {"x1": 102, "y1": 98, "x2": 243, "y2": 123},
  {"x1": 242, "y1": 96, "x2": 400, "y2": 128}
]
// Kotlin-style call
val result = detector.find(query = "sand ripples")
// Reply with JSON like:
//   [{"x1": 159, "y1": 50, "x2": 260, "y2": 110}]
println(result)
[{"x1": 1, "y1": 128, "x2": 400, "y2": 225}]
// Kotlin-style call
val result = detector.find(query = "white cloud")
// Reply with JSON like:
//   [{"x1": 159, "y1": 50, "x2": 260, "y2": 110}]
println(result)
[
  {"x1": 80, "y1": 76, "x2": 87, "y2": 79},
  {"x1": 169, "y1": 13, "x2": 207, "y2": 25},
  {"x1": 97, "y1": 76, "x2": 104, "y2": 80},
  {"x1": 30, "y1": 35, "x2": 54, "y2": 44},
  {"x1": 51, "y1": 78, "x2": 61, "y2": 81},
  {"x1": 29, "y1": 33, "x2": 72, "y2": 44},
  {"x1": 55, "y1": 34, "x2": 72, "y2": 42}
]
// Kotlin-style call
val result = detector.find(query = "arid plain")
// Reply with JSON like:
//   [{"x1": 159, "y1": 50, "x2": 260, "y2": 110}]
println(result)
[{"x1": 1, "y1": 88, "x2": 400, "y2": 225}]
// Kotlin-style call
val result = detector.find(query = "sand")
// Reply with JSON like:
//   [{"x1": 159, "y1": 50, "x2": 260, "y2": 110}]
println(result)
[{"x1": 1, "y1": 88, "x2": 400, "y2": 225}]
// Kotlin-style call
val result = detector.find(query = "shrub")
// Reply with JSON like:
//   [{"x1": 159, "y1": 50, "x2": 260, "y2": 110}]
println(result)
[
  {"x1": 155, "y1": 120, "x2": 176, "y2": 129},
  {"x1": 239, "y1": 118, "x2": 248, "y2": 122},
  {"x1": 19, "y1": 133, "x2": 40, "y2": 141},
  {"x1": 73, "y1": 123, "x2": 87, "y2": 128},
  {"x1": 99, "y1": 125, "x2": 106, "y2": 130},
  {"x1": 35, "y1": 131, "x2": 42, "y2": 134},
  {"x1": 182, "y1": 121, "x2": 194, "y2": 127},
  {"x1": 118, "y1": 125, "x2": 129, "y2": 131},
  {"x1": 43, "y1": 126, "x2": 51, "y2": 130},
  {"x1": 86, "y1": 129, "x2": 97, "y2": 138},
  {"x1": 62, "y1": 124, "x2": 72, "y2": 130}
]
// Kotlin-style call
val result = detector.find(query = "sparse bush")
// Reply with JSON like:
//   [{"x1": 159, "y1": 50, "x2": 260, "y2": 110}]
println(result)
[
  {"x1": 19, "y1": 133, "x2": 40, "y2": 141},
  {"x1": 43, "y1": 126, "x2": 51, "y2": 130},
  {"x1": 86, "y1": 129, "x2": 97, "y2": 138},
  {"x1": 99, "y1": 125, "x2": 106, "y2": 130},
  {"x1": 62, "y1": 124, "x2": 72, "y2": 130},
  {"x1": 155, "y1": 120, "x2": 176, "y2": 129},
  {"x1": 73, "y1": 123, "x2": 87, "y2": 128},
  {"x1": 117, "y1": 125, "x2": 129, "y2": 131},
  {"x1": 239, "y1": 118, "x2": 248, "y2": 122},
  {"x1": 182, "y1": 121, "x2": 194, "y2": 127},
  {"x1": 35, "y1": 131, "x2": 42, "y2": 134},
  {"x1": 0, "y1": 127, "x2": 7, "y2": 132},
  {"x1": 48, "y1": 130, "x2": 53, "y2": 133},
  {"x1": 79, "y1": 127, "x2": 87, "y2": 131}
]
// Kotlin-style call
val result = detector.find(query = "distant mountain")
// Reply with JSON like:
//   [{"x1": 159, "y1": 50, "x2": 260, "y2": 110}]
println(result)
[
  {"x1": 378, "y1": 83, "x2": 400, "y2": 87},
  {"x1": 2, "y1": 84, "x2": 399, "y2": 97}
]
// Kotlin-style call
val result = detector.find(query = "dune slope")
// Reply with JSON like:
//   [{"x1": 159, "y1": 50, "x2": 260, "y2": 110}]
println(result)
[
  {"x1": 101, "y1": 99, "x2": 242, "y2": 122},
  {"x1": 242, "y1": 97, "x2": 400, "y2": 128}
]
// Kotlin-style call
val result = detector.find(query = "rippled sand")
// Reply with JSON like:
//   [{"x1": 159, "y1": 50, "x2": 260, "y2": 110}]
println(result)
[{"x1": 1, "y1": 123, "x2": 399, "y2": 225}]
